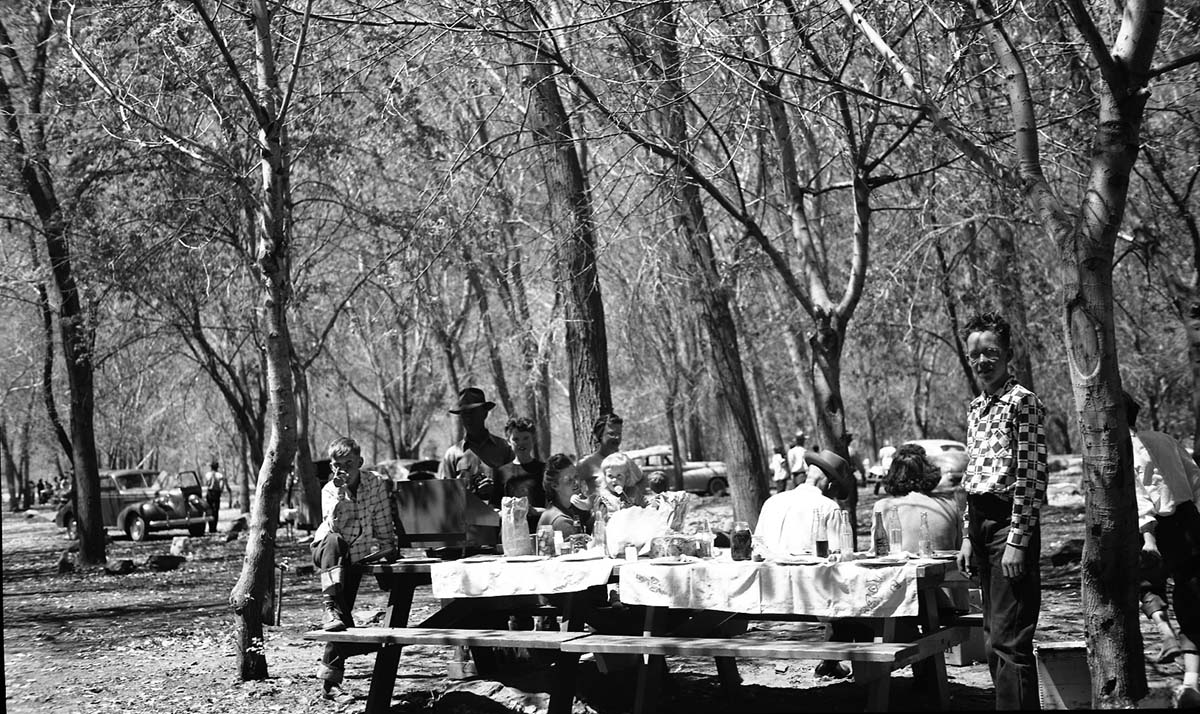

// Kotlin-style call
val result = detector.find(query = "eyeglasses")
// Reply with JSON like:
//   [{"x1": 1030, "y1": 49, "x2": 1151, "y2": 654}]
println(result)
[{"x1": 967, "y1": 348, "x2": 1004, "y2": 364}]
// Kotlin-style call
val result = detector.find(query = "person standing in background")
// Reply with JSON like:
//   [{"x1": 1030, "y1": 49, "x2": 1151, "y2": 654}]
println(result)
[
  {"x1": 202, "y1": 460, "x2": 227, "y2": 534},
  {"x1": 1125, "y1": 391, "x2": 1200, "y2": 708}
]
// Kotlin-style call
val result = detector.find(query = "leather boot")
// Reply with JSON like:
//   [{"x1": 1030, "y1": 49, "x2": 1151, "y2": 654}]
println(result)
[{"x1": 322, "y1": 598, "x2": 347, "y2": 632}]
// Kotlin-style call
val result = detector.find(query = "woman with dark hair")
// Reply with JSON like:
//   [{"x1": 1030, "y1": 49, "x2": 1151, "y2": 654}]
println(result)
[
  {"x1": 537, "y1": 453, "x2": 589, "y2": 537},
  {"x1": 873, "y1": 444, "x2": 962, "y2": 552}
]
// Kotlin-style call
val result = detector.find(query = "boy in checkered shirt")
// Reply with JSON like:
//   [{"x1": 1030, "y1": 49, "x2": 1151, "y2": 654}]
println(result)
[{"x1": 956, "y1": 312, "x2": 1048, "y2": 710}]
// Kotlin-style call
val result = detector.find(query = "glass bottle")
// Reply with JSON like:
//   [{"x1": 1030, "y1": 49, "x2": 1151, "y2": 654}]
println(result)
[
  {"x1": 839, "y1": 510, "x2": 855, "y2": 555},
  {"x1": 592, "y1": 499, "x2": 608, "y2": 556},
  {"x1": 887, "y1": 508, "x2": 903, "y2": 554},
  {"x1": 918, "y1": 511, "x2": 933, "y2": 557},
  {"x1": 873, "y1": 511, "x2": 889, "y2": 556},
  {"x1": 813, "y1": 510, "x2": 829, "y2": 558}
]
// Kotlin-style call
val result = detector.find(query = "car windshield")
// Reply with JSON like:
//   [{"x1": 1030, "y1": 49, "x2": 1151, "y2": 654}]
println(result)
[{"x1": 114, "y1": 472, "x2": 154, "y2": 489}]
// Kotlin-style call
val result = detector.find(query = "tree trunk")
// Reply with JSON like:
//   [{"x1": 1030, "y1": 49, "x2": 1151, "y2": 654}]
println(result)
[
  {"x1": 519, "y1": 29, "x2": 611, "y2": 453},
  {"x1": 970, "y1": 0, "x2": 1158, "y2": 702},
  {"x1": 0, "y1": 9, "x2": 104, "y2": 565},
  {"x1": 651, "y1": 1, "x2": 766, "y2": 522},
  {"x1": 292, "y1": 364, "x2": 320, "y2": 529},
  {"x1": 220, "y1": 0, "x2": 301, "y2": 681}
]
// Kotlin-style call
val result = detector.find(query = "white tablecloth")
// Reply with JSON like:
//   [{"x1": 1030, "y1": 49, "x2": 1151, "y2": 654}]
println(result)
[
  {"x1": 431, "y1": 557, "x2": 618, "y2": 598},
  {"x1": 619, "y1": 560, "x2": 943, "y2": 617}
]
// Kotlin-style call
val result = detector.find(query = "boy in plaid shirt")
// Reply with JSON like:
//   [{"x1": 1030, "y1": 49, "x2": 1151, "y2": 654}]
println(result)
[{"x1": 956, "y1": 312, "x2": 1048, "y2": 710}]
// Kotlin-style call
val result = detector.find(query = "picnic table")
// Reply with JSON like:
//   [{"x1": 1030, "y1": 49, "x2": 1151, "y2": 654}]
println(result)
[
  {"x1": 304, "y1": 552, "x2": 971, "y2": 713},
  {"x1": 602, "y1": 555, "x2": 970, "y2": 712}
]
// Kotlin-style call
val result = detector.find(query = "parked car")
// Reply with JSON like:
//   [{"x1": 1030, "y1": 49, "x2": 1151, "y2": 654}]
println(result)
[
  {"x1": 623, "y1": 445, "x2": 729, "y2": 496},
  {"x1": 369, "y1": 458, "x2": 441, "y2": 482},
  {"x1": 54, "y1": 469, "x2": 209, "y2": 542}
]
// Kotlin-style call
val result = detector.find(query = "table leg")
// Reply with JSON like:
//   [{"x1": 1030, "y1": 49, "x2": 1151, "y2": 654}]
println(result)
[
  {"x1": 365, "y1": 577, "x2": 419, "y2": 714},
  {"x1": 633, "y1": 606, "x2": 668, "y2": 714},
  {"x1": 859, "y1": 663, "x2": 892, "y2": 712},
  {"x1": 912, "y1": 586, "x2": 950, "y2": 710}
]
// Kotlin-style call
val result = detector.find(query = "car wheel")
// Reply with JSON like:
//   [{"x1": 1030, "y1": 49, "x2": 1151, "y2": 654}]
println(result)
[
  {"x1": 188, "y1": 523, "x2": 206, "y2": 538},
  {"x1": 127, "y1": 515, "x2": 149, "y2": 542},
  {"x1": 707, "y1": 477, "x2": 728, "y2": 497},
  {"x1": 65, "y1": 516, "x2": 77, "y2": 541}
]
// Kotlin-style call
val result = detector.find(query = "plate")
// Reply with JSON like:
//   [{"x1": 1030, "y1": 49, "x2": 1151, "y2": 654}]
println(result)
[
  {"x1": 649, "y1": 556, "x2": 697, "y2": 566},
  {"x1": 503, "y1": 555, "x2": 548, "y2": 563},
  {"x1": 460, "y1": 555, "x2": 501, "y2": 563},
  {"x1": 853, "y1": 556, "x2": 909, "y2": 567},
  {"x1": 558, "y1": 551, "x2": 607, "y2": 562},
  {"x1": 933, "y1": 550, "x2": 960, "y2": 559},
  {"x1": 396, "y1": 557, "x2": 440, "y2": 564},
  {"x1": 772, "y1": 555, "x2": 825, "y2": 566}
]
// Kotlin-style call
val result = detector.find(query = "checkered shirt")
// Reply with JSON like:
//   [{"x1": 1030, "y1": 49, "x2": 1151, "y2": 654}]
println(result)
[
  {"x1": 318, "y1": 469, "x2": 397, "y2": 564},
  {"x1": 963, "y1": 376, "x2": 1048, "y2": 549}
]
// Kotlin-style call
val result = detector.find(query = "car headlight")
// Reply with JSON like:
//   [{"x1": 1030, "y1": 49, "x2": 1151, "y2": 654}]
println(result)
[{"x1": 188, "y1": 494, "x2": 203, "y2": 507}]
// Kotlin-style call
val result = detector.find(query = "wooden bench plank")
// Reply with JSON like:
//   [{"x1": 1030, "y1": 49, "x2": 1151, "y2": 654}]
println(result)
[
  {"x1": 561, "y1": 634, "x2": 919, "y2": 662},
  {"x1": 304, "y1": 627, "x2": 590, "y2": 649},
  {"x1": 946, "y1": 612, "x2": 983, "y2": 627}
]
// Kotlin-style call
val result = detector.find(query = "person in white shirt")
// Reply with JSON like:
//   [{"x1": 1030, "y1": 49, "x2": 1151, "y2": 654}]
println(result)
[
  {"x1": 1126, "y1": 392, "x2": 1200, "y2": 708},
  {"x1": 756, "y1": 451, "x2": 847, "y2": 556},
  {"x1": 786, "y1": 430, "x2": 809, "y2": 487},
  {"x1": 756, "y1": 449, "x2": 856, "y2": 679}
]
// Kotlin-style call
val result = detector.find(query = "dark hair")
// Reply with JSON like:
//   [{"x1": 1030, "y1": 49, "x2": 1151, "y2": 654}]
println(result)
[
  {"x1": 882, "y1": 444, "x2": 941, "y2": 496},
  {"x1": 591, "y1": 412, "x2": 623, "y2": 446},
  {"x1": 505, "y1": 416, "x2": 536, "y2": 436},
  {"x1": 1123, "y1": 390, "x2": 1141, "y2": 429},
  {"x1": 210, "y1": 460, "x2": 219, "y2": 470},
  {"x1": 963, "y1": 312, "x2": 1012, "y2": 350},
  {"x1": 543, "y1": 453, "x2": 577, "y2": 509}
]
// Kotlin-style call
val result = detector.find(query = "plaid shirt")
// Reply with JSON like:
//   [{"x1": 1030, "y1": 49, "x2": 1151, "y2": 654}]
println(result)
[
  {"x1": 963, "y1": 376, "x2": 1048, "y2": 549},
  {"x1": 315, "y1": 469, "x2": 397, "y2": 564}
]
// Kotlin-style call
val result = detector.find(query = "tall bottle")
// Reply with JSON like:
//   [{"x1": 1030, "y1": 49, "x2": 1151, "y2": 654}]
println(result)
[
  {"x1": 592, "y1": 499, "x2": 609, "y2": 556},
  {"x1": 813, "y1": 509, "x2": 829, "y2": 558},
  {"x1": 918, "y1": 511, "x2": 933, "y2": 557},
  {"x1": 887, "y1": 508, "x2": 903, "y2": 554},
  {"x1": 839, "y1": 510, "x2": 855, "y2": 555},
  {"x1": 872, "y1": 511, "x2": 889, "y2": 556}
]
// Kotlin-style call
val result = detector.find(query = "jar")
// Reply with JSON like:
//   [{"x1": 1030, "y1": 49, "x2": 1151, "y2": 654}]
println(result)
[{"x1": 730, "y1": 521, "x2": 753, "y2": 561}]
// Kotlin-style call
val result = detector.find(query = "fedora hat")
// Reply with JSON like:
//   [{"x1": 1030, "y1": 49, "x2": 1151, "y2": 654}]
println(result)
[
  {"x1": 804, "y1": 449, "x2": 854, "y2": 494},
  {"x1": 448, "y1": 387, "x2": 496, "y2": 414}
]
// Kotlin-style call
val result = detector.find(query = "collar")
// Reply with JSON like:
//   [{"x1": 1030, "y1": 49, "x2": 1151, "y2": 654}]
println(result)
[{"x1": 973, "y1": 375, "x2": 1018, "y2": 407}]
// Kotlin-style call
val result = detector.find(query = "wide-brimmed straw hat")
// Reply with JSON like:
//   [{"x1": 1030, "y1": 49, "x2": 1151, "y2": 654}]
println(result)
[
  {"x1": 804, "y1": 449, "x2": 854, "y2": 494},
  {"x1": 448, "y1": 387, "x2": 496, "y2": 414}
]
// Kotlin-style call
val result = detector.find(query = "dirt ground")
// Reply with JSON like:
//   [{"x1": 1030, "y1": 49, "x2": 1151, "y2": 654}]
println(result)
[{"x1": 1, "y1": 484, "x2": 1181, "y2": 713}]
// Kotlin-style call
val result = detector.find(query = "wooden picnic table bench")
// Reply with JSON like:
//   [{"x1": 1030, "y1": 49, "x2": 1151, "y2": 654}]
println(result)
[{"x1": 304, "y1": 627, "x2": 588, "y2": 714}]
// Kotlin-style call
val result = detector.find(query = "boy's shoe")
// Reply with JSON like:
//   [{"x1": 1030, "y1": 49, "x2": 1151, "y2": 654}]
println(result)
[
  {"x1": 321, "y1": 684, "x2": 355, "y2": 705},
  {"x1": 1174, "y1": 685, "x2": 1200, "y2": 708},
  {"x1": 321, "y1": 603, "x2": 347, "y2": 632},
  {"x1": 1156, "y1": 639, "x2": 1183, "y2": 664},
  {"x1": 814, "y1": 660, "x2": 851, "y2": 679}
]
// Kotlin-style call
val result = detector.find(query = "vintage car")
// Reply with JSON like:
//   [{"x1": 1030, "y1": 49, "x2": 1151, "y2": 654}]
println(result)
[
  {"x1": 55, "y1": 469, "x2": 209, "y2": 541},
  {"x1": 623, "y1": 445, "x2": 729, "y2": 496}
]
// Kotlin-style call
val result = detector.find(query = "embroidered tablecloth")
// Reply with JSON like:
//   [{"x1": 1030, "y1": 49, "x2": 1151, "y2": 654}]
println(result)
[
  {"x1": 619, "y1": 560, "x2": 945, "y2": 617},
  {"x1": 431, "y1": 556, "x2": 618, "y2": 598}
]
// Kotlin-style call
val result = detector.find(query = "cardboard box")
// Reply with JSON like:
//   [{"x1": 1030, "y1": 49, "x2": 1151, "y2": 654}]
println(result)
[{"x1": 1036, "y1": 641, "x2": 1090, "y2": 709}]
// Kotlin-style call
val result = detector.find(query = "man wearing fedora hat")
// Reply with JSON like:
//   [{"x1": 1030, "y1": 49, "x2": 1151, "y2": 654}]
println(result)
[
  {"x1": 438, "y1": 387, "x2": 515, "y2": 499},
  {"x1": 756, "y1": 448, "x2": 858, "y2": 678}
]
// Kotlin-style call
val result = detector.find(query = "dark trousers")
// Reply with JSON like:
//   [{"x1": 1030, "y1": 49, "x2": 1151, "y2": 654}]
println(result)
[
  {"x1": 205, "y1": 492, "x2": 222, "y2": 533},
  {"x1": 1140, "y1": 548, "x2": 1169, "y2": 619},
  {"x1": 968, "y1": 493, "x2": 1040, "y2": 710},
  {"x1": 1157, "y1": 500, "x2": 1200, "y2": 650},
  {"x1": 312, "y1": 534, "x2": 365, "y2": 684}
]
